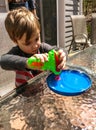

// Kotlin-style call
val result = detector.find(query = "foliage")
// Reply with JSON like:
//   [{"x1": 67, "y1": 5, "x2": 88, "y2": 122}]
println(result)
[
  {"x1": 83, "y1": 0, "x2": 96, "y2": 15},
  {"x1": 83, "y1": 0, "x2": 96, "y2": 38}
]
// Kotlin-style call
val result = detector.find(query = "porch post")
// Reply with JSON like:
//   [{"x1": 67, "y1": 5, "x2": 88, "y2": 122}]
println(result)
[{"x1": 56, "y1": 0, "x2": 65, "y2": 48}]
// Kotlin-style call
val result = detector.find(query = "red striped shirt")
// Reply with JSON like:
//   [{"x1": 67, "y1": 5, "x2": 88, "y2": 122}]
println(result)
[{"x1": 15, "y1": 70, "x2": 33, "y2": 87}]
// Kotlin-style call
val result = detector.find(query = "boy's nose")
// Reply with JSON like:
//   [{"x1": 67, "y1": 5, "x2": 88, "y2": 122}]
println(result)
[
  {"x1": 36, "y1": 42, "x2": 40, "y2": 48},
  {"x1": 33, "y1": 43, "x2": 40, "y2": 49}
]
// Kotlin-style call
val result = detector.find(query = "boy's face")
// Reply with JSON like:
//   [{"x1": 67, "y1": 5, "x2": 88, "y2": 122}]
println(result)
[{"x1": 17, "y1": 32, "x2": 41, "y2": 54}]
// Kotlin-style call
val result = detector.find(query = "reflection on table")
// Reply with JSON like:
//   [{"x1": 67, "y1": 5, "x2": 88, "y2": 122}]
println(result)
[{"x1": 0, "y1": 45, "x2": 96, "y2": 130}]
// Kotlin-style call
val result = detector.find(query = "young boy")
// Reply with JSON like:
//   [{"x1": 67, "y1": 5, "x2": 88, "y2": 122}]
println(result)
[{"x1": 0, "y1": 7, "x2": 67, "y2": 87}]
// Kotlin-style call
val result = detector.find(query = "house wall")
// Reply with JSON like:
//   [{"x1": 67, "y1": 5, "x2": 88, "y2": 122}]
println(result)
[
  {"x1": 0, "y1": 0, "x2": 9, "y2": 12},
  {"x1": 57, "y1": 0, "x2": 83, "y2": 50}
]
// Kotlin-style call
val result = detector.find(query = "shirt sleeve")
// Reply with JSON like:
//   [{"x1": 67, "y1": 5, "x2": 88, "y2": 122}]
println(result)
[
  {"x1": 40, "y1": 42, "x2": 68, "y2": 59},
  {"x1": 0, "y1": 54, "x2": 27, "y2": 71},
  {"x1": 40, "y1": 42, "x2": 57, "y2": 53},
  {"x1": 0, "y1": 46, "x2": 28, "y2": 71}
]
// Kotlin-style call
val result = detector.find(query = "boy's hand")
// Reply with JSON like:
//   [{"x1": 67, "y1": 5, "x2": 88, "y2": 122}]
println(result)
[
  {"x1": 26, "y1": 53, "x2": 48, "y2": 70},
  {"x1": 33, "y1": 53, "x2": 48, "y2": 62},
  {"x1": 26, "y1": 50, "x2": 66, "y2": 71},
  {"x1": 57, "y1": 49, "x2": 66, "y2": 70}
]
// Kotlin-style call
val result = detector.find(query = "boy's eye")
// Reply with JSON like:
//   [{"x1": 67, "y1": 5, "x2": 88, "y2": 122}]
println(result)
[
  {"x1": 35, "y1": 37, "x2": 39, "y2": 41},
  {"x1": 24, "y1": 36, "x2": 39, "y2": 45}
]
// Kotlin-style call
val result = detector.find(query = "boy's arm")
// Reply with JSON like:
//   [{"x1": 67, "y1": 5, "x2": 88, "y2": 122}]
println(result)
[
  {"x1": 0, "y1": 54, "x2": 28, "y2": 71},
  {"x1": 40, "y1": 42, "x2": 68, "y2": 59},
  {"x1": 0, "y1": 43, "x2": 68, "y2": 71},
  {"x1": 0, "y1": 46, "x2": 28, "y2": 71}
]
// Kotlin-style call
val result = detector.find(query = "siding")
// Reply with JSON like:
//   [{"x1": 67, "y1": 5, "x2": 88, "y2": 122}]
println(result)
[
  {"x1": 57, "y1": 0, "x2": 82, "y2": 50},
  {"x1": 65, "y1": 0, "x2": 80, "y2": 50}
]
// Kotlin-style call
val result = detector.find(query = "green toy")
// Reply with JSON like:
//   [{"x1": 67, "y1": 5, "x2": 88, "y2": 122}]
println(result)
[{"x1": 27, "y1": 49, "x2": 61, "y2": 75}]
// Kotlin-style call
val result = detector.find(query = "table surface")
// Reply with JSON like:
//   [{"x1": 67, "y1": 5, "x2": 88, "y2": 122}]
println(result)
[{"x1": 0, "y1": 45, "x2": 96, "y2": 130}]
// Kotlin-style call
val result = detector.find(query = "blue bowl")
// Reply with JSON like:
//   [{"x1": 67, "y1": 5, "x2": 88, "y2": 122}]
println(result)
[{"x1": 47, "y1": 69, "x2": 92, "y2": 96}]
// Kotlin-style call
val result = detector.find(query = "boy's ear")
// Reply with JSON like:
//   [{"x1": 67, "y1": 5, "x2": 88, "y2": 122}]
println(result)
[{"x1": 13, "y1": 39, "x2": 18, "y2": 44}]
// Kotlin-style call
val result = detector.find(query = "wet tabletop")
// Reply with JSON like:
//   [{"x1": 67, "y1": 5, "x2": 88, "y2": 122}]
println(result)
[
  {"x1": 0, "y1": 46, "x2": 96, "y2": 130},
  {"x1": 67, "y1": 45, "x2": 96, "y2": 75}
]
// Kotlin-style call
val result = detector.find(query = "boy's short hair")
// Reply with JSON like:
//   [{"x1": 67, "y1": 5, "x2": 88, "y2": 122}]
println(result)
[{"x1": 5, "y1": 7, "x2": 40, "y2": 43}]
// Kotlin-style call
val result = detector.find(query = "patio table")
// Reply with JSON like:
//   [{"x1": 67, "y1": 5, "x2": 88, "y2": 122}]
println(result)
[{"x1": 0, "y1": 45, "x2": 96, "y2": 130}]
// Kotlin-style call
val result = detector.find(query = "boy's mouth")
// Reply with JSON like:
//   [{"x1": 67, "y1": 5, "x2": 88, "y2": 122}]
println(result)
[{"x1": 31, "y1": 50, "x2": 38, "y2": 54}]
